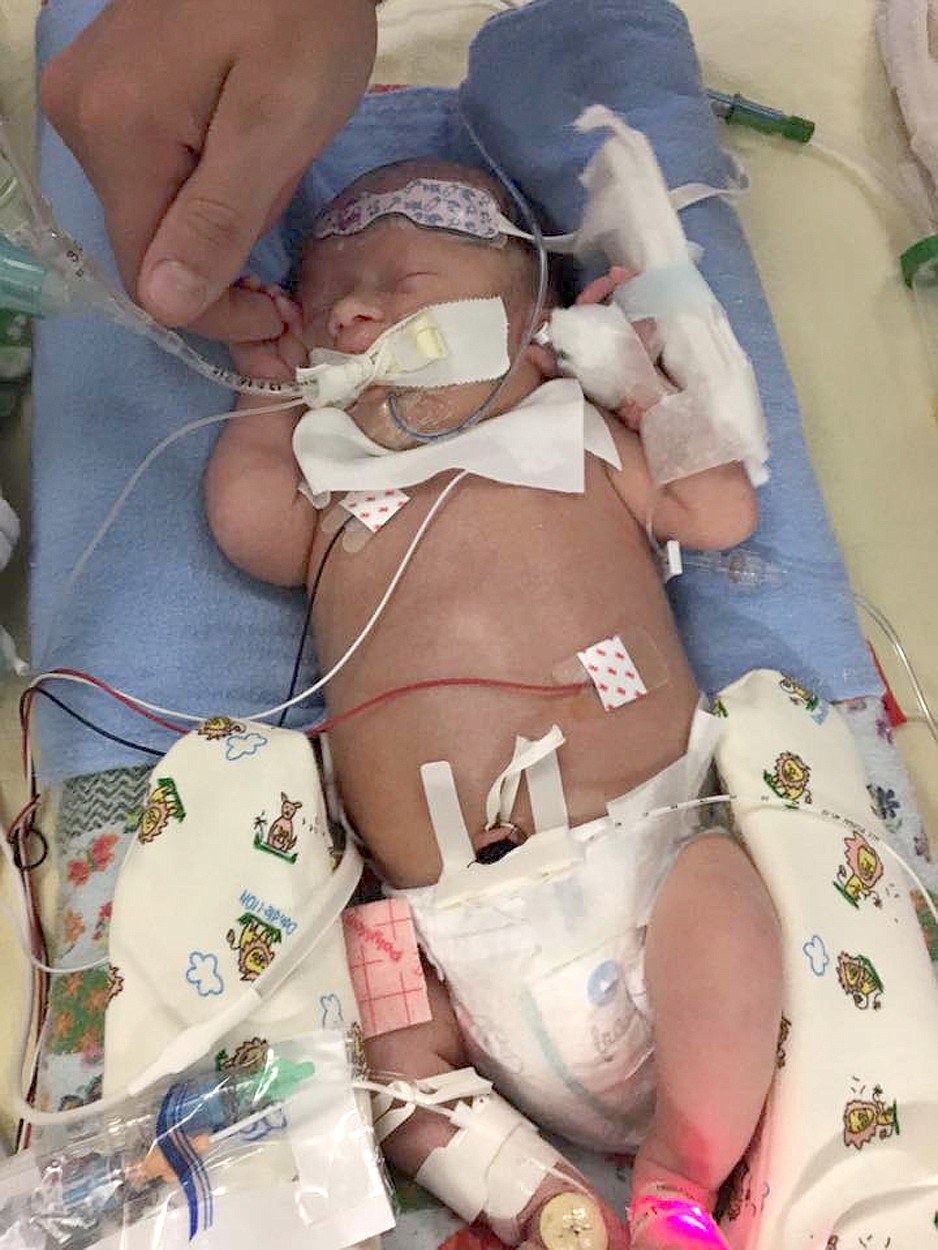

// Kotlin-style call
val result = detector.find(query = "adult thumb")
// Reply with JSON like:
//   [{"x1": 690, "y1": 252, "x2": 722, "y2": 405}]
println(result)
[{"x1": 137, "y1": 71, "x2": 311, "y2": 327}]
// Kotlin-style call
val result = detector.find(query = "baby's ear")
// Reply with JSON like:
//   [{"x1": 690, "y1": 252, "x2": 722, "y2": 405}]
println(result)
[{"x1": 522, "y1": 304, "x2": 562, "y2": 379}]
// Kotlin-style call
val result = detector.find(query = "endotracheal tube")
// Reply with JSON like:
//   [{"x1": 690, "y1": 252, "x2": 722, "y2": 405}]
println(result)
[{"x1": 0, "y1": 123, "x2": 295, "y2": 397}]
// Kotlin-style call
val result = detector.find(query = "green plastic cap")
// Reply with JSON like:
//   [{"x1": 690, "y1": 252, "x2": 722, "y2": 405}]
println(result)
[
  {"x1": 781, "y1": 115, "x2": 815, "y2": 144},
  {"x1": 900, "y1": 234, "x2": 938, "y2": 288}
]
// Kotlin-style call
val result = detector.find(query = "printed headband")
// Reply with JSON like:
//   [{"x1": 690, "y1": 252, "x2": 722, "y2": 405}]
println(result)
[{"x1": 313, "y1": 178, "x2": 511, "y2": 243}]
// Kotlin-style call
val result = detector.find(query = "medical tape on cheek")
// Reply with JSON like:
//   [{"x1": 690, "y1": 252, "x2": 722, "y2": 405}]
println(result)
[
  {"x1": 551, "y1": 625, "x2": 669, "y2": 709},
  {"x1": 297, "y1": 299, "x2": 511, "y2": 411}
]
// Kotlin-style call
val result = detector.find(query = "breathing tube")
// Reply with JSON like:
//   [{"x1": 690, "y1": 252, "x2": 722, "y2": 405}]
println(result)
[
  {"x1": 0, "y1": 121, "x2": 294, "y2": 397},
  {"x1": 0, "y1": 113, "x2": 548, "y2": 425}
]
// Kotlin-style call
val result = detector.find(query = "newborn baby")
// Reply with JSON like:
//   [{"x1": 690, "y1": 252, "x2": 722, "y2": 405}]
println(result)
[{"x1": 205, "y1": 159, "x2": 781, "y2": 1250}]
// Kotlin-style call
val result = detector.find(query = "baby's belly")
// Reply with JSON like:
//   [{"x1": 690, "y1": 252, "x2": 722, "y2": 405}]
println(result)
[{"x1": 311, "y1": 470, "x2": 700, "y2": 886}]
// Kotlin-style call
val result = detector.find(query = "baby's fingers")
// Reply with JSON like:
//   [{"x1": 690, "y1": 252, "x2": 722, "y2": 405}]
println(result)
[
  {"x1": 576, "y1": 266, "x2": 635, "y2": 307},
  {"x1": 273, "y1": 291, "x2": 304, "y2": 333}
]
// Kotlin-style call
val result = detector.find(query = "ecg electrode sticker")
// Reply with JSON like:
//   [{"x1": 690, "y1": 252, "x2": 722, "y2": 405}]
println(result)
[
  {"x1": 552, "y1": 624, "x2": 669, "y2": 709},
  {"x1": 577, "y1": 636, "x2": 647, "y2": 710},
  {"x1": 339, "y1": 488, "x2": 410, "y2": 533}
]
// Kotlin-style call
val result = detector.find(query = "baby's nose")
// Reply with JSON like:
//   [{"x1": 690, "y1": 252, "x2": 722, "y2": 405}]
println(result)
[{"x1": 327, "y1": 293, "x2": 387, "y2": 354}]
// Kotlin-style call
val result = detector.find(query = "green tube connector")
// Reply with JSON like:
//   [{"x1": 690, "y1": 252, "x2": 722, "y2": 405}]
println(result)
[
  {"x1": 259, "y1": 1057, "x2": 316, "y2": 1105},
  {"x1": 900, "y1": 234, "x2": 938, "y2": 288},
  {"x1": 707, "y1": 90, "x2": 815, "y2": 144}
]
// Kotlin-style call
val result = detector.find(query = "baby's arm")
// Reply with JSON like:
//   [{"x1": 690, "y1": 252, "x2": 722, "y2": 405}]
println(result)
[
  {"x1": 577, "y1": 269, "x2": 758, "y2": 549},
  {"x1": 605, "y1": 425, "x2": 758, "y2": 551},
  {"x1": 204, "y1": 288, "x2": 316, "y2": 586}
]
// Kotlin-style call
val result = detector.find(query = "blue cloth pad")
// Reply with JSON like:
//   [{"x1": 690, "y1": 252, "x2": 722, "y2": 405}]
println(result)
[{"x1": 31, "y1": 0, "x2": 878, "y2": 782}]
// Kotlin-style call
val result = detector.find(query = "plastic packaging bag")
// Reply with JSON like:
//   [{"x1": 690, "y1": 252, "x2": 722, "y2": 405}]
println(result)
[{"x1": 0, "y1": 1032, "x2": 394, "y2": 1250}]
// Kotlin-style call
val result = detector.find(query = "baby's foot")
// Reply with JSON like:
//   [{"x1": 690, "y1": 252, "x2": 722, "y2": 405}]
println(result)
[
  {"x1": 515, "y1": 1183, "x2": 629, "y2": 1250},
  {"x1": 628, "y1": 1185, "x2": 728, "y2": 1249}
]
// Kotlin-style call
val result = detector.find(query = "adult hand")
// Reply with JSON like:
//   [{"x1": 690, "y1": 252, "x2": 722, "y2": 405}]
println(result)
[{"x1": 41, "y1": 0, "x2": 378, "y2": 341}]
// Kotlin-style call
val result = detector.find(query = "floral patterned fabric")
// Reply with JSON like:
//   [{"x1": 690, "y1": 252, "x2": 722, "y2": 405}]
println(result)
[{"x1": 33, "y1": 765, "x2": 149, "y2": 1117}]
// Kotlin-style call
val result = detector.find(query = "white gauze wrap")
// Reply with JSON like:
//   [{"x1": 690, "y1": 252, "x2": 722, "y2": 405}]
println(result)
[
  {"x1": 547, "y1": 302, "x2": 666, "y2": 412},
  {"x1": 559, "y1": 105, "x2": 769, "y2": 487}
]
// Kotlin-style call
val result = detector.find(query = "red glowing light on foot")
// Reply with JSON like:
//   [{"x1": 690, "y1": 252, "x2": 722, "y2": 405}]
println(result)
[{"x1": 632, "y1": 1196, "x2": 729, "y2": 1248}]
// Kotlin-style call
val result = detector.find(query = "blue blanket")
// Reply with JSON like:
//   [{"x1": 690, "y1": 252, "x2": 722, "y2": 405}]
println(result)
[{"x1": 31, "y1": 0, "x2": 879, "y2": 783}]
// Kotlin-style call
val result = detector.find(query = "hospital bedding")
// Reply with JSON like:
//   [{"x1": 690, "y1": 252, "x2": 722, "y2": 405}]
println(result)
[
  {"x1": 4, "y1": 0, "x2": 937, "y2": 1230},
  {"x1": 31, "y1": 0, "x2": 880, "y2": 784}
]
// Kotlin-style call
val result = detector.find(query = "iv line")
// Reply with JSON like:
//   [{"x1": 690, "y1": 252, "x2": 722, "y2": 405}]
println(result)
[
  {"x1": 32, "y1": 468, "x2": 470, "y2": 728},
  {"x1": 35, "y1": 396, "x2": 307, "y2": 669}
]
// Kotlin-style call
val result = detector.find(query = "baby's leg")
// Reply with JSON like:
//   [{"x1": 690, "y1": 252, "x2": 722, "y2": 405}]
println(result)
[
  {"x1": 629, "y1": 833, "x2": 782, "y2": 1247},
  {"x1": 366, "y1": 962, "x2": 626, "y2": 1249},
  {"x1": 364, "y1": 963, "x2": 468, "y2": 1175}
]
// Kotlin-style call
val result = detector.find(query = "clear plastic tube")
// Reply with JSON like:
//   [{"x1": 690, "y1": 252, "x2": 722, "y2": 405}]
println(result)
[
  {"x1": 680, "y1": 546, "x2": 938, "y2": 749},
  {"x1": 35, "y1": 396, "x2": 306, "y2": 669},
  {"x1": 808, "y1": 135, "x2": 935, "y2": 238},
  {"x1": 705, "y1": 89, "x2": 936, "y2": 236}
]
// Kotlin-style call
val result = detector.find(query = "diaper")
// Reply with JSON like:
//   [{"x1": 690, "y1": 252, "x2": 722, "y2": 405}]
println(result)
[
  {"x1": 105, "y1": 719, "x2": 362, "y2": 1097},
  {"x1": 395, "y1": 705, "x2": 724, "y2": 1153}
]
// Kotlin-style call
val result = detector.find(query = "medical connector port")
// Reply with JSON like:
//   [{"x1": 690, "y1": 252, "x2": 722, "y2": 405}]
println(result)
[
  {"x1": 706, "y1": 90, "x2": 815, "y2": 144},
  {"x1": 0, "y1": 237, "x2": 73, "y2": 318},
  {"x1": 0, "y1": 1032, "x2": 394, "y2": 1250},
  {"x1": 901, "y1": 234, "x2": 938, "y2": 419}
]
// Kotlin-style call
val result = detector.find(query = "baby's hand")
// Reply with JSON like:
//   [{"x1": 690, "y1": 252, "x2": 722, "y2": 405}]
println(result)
[
  {"x1": 575, "y1": 266, "x2": 637, "y2": 310},
  {"x1": 228, "y1": 279, "x2": 308, "y2": 381},
  {"x1": 575, "y1": 266, "x2": 670, "y2": 431}
]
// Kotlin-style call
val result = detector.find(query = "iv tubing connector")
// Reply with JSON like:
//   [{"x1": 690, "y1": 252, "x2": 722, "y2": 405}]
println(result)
[{"x1": 707, "y1": 90, "x2": 815, "y2": 144}]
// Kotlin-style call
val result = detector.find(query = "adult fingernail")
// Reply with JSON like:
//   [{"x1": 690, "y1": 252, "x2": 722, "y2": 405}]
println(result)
[{"x1": 144, "y1": 260, "x2": 208, "y2": 324}]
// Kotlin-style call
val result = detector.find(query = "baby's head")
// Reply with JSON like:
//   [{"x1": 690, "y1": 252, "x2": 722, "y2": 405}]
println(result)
[{"x1": 296, "y1": 159, "x2": 551, "y2": 446}]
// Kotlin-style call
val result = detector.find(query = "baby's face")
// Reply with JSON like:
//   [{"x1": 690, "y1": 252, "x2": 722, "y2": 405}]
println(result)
[{"x1": 297, "y1": 217, "x2": 543, "y2": 446}]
